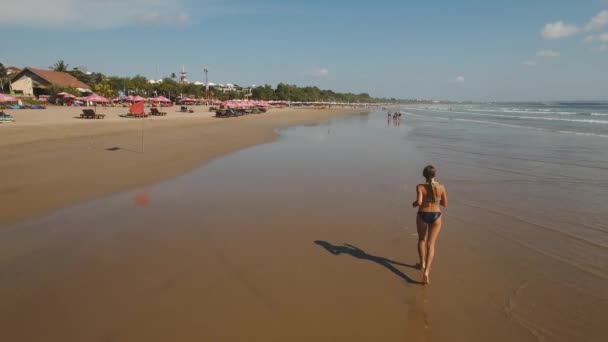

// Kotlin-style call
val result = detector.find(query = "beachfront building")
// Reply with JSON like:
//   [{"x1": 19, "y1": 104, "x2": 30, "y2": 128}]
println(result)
[
  {"x1": 10, "y1": 67, "x2": 90, "y2": 96},
  {"x1": 6, "y1": 66, "x2": 21, "y2": 76}
]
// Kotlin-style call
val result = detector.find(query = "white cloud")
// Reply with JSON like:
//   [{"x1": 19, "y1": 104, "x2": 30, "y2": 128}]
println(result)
[
  {"x1": 583, "y1": 32, "x2": 608, "y2": 43},
  {"x1": 585, "y1": 10, "x2": 608, "y2": 31},
  {"x1": 0, "y1": 0, "x2": 191, "y2": 29},
  {"x1": 536, "y1": 49, "x2": 560, "y2": 57},
  {"x1": 311, "y1": 68, "x2": 330, "y2": 78},
  {"x1": 584, "y1": 33, "x2": 608, "y2": 42},
  {"x1": 524, "y1": 60, "x2": 537, "y2": 66},
  {"x1": 541, "y1": 21, "x2": 580, "y2": 39},
  {"x1": 456, "y1": 76, "x2": 465, "y2": 83}
]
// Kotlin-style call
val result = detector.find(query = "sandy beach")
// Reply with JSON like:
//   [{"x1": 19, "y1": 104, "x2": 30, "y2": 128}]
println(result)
[{"x1": 0, "y1": 105, "x2": 357, "y2": 226}]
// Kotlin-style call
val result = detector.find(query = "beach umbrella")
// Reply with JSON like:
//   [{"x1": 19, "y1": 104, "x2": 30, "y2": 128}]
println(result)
[
  {"x1": 82, "y1": 93, "x2": 110, "y2": 103},
  {"x1": 0, "y1": 93, "x2": 18, "y2": 102},
  {"x1": 151, "y1": 96, "x2": 171, "y2": 103},
  {"x1": 132, "y1": 95, "x2": 146, "y2": 102},
  {"x1": 125, "y1": 95, "x2": 134, "y2": 101}
]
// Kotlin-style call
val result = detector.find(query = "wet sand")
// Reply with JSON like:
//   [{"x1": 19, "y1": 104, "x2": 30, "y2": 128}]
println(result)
[
  {"x1": 0, "y1": 105, "x2": 356, "y2": 225},
  {"x1": 1, "y1": 109, "x2": 607, "y2": 342}
]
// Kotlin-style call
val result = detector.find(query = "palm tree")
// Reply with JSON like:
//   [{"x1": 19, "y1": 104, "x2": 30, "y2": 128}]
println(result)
[
  {"x1": 52, "y1": 60, "x2": 69, "y2": 72},
  {"x1": 0, "y1": 62, "x2": 6, "y2": 92},
  {"x1": 93, "y1": 82, "x2": 114, "y2": 98}
]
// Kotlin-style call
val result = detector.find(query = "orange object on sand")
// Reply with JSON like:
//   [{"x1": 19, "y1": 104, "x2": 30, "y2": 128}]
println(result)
[
  {"x1": 129, "y1": 101, "x2": 145, "y2": 116},
  {"x1": 134, "y1": 191, "x2": 149, "y2": 207}
]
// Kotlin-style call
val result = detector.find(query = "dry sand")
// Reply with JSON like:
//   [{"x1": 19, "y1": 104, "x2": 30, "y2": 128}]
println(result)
[{"x1": 0, "y1": 105, "x2": 358, "y2": 226}]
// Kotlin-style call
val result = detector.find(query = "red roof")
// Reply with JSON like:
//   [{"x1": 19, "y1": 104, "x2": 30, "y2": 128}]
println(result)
[{"x1": 13, "y1": 67, "x2": 90, "y2": 90}]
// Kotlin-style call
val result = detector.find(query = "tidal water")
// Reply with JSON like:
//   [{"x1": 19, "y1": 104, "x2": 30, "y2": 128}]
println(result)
[{"x1": 410, "y1": 102, "x2": 608, "y2": 137}]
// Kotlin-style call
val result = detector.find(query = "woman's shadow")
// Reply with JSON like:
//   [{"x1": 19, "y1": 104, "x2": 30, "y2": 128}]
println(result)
[{"x1": 314, "y1": 240, "x2": 422, "y2": 285}]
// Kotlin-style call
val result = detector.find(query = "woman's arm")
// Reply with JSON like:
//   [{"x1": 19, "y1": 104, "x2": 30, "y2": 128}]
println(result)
[
  {"x1": 440, "y1": 187, "x2": 448, "y2": 207},
  {"x1": 412, "y1": 185, "x2": 423, "y2": 208}
]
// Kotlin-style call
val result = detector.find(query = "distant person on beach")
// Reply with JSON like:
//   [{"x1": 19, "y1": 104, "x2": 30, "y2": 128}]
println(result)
[{"x1": 412, "y1": 165, "x2": 448, "y2": 284}]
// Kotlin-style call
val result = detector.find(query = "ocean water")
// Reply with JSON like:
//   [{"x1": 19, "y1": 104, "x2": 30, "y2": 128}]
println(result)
[
  {"x1": 1, "y1": 108, "x2": 607, "y2": 341},
  {"x1": 407, "y1": 102, "x2": 608, "y2": 137}
]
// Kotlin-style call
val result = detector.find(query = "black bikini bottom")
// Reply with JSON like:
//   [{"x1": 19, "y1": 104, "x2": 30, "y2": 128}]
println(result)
[{"x1": 418, "y1": 212, "x2": 441, "y2": 225}]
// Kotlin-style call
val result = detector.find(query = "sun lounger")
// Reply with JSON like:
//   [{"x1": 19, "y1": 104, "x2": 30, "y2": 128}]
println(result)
[
  {"x1": 227, "y1": 109, "x2": 241, "y2": 117},
  {"x1": 150, "y1": 108, "x2": 167, "y2": 116},
  {"x1": 0, "y1": 111, "x2": 14, "y2": 122},
  {"x1": 215, "y1": 109, "x2": 233, "y2": 118},
  {"x1": 81, "y1": 109, "x2": 105, "y2": 119}
]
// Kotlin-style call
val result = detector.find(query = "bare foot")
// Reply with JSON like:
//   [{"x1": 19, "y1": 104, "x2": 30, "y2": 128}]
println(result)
[
  {"x1": 416, "y1": 263, "x2": 426, "y2": 270},
  {"x1": 422, "y1": 271, "x2": 430, "y2": 285}
]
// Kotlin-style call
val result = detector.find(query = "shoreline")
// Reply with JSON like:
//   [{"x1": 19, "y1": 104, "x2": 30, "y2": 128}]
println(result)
[{"x1": 0, "y1": 106, "x2": 362, "y2": 226}]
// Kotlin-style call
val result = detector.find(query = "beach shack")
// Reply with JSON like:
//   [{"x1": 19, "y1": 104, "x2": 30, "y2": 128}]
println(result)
[{"x1": 10, "y1": 67, "x2": 90, "y2": 96}]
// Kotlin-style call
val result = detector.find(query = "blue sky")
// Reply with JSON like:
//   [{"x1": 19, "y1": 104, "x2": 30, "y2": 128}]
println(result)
[{"x1": 2, "y1": 0, "x2": 608, "y2": 101}]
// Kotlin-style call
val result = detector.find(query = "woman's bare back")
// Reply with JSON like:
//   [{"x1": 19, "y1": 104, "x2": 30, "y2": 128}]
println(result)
[{"x1": 416, "y1": 183, "x2": 448, "y2": 212}]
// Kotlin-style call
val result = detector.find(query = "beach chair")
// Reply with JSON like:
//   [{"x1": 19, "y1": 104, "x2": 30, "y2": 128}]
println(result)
[
  {"x1": 129, "y1": 102, "x2": 148, "y2": 118},
  {"x1": 224, "y1": 109, "x2": 241, "y2": 117},
  {"x1": 150, "y1": 108, "x2": 167, "y2": 116},
  {"x1": 0, "y1": 111, "x2": 14, "y2": 122},
  {"x1": 216, "y1": 109, "x2": 236, "y2": 118},
  {"x1": 81, "y1": 109, "x2": 95, "y2": 119},
  {"x1": 81, "y1": 109, "x2": 105, "y2": 119}
]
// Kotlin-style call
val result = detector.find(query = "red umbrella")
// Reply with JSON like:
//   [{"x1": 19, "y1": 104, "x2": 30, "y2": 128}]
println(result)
[
  {"x1": 82, "y1": 93, "x2": 110, "y2": 103},
  {"x1": 132, "y1": 95, "x2": 146, "y2": 102},
  {"x1": 0, "y1": 93, "x2": 18, "y2": 103}
]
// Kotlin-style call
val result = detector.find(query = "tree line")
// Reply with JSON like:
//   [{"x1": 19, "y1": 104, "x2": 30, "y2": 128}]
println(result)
[{"x1": 2, "y1": 60, "x2": 412, "y2": 103}]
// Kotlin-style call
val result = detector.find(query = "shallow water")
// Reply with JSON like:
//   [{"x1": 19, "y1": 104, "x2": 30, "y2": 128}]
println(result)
[
  {"x1": 1, "y1": 110, "x2": 607, "y2": 341},
  {"x1": 412, "y1": 102, "x2": 608, "y2": 137}
]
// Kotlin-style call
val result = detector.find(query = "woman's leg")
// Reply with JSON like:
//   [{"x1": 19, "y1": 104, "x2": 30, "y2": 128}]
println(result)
[
  {"x1": 423, "y1": 217, "x2": 442, "y2": 284},
  {"x1": 416, "y1": 214, "x2": 428, "y2": 270}
]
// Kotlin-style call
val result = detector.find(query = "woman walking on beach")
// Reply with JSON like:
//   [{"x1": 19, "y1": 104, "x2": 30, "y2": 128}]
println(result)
[{"x1": 412, "y1": 165, "x2": 448, "y2": 284}]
